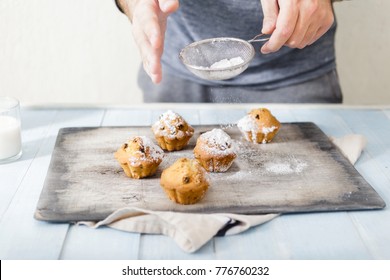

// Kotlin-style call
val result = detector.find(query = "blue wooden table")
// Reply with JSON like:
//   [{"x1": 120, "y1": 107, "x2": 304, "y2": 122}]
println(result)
[{"x1": 0, "y1": 104, "x2": 389, "y2": 260}]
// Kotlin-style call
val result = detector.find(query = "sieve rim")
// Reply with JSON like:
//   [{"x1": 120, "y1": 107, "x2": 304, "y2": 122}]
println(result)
[{"x1": 179, "y1": 37, "x2": 255, "y2": 71}]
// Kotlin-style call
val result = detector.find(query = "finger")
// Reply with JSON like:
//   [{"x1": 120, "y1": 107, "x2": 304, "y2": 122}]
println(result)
[
  {"x1": 151, "y1": 72, "x2": 162, "y2": 84},
  {"x1": 261, "y1": 1, "x2": 298, "y2": 54},
  {"x1": 135, "y1": 2, "x2": 164, "y2": 49},
  {"x1": 288, "y1": 0, "x2": 334, "y2": 49},
  {"x1": 132, "y1": 20, "x2": 152, "y2": 55},
  {"x1": 308, "y1": 25, "x2": 329, "y2": 46},
  {"x1": 132, "y1": 23, "x2": 162, "y2": 80},
  {"x1": 141, "y1": 47, "x2": 162, "y2": 74},
  {"x1": 297, "y1": 24, "x2": 318, "y2": 48},
  {"x1": 149, "y1": 69, "x2": 163, "y2": 85},
  {"x1": 132, "y1": 0, "x2": 173, "y2": 84},
  {"x1": 285, "y1": 8, "x2": 311, "y2": 49},
  {"x1": 307, "y1": 28, "x2": 320, "y2": 46},
  {"x1": 148, "y1": 48, "x2": 163, "y2": 75},
  {"x1": 142, "y1": 52, "x2": 162, "y2": 84},
  {"x1": 158, "y1": 0, "x2": 179, "y2": 14},
  {"x1": 309, "y1": 13, "x2": 334, "y2": 45},
  {"x1": 260, "y1": 0, "x2": 279, "y2": 34}
]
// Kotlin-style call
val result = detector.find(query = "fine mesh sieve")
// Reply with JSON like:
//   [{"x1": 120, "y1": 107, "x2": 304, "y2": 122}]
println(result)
[{"x1": 179, "y1": 34, "x2": 269, "y2": 81}]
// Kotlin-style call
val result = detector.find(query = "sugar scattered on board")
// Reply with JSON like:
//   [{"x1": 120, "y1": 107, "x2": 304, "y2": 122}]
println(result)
[{"x1": 264, "y1": 161, "x2": 308, "y2": 175}]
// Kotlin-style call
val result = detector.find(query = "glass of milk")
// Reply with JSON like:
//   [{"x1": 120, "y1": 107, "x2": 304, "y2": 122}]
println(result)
[{"x1": 0, "y1": 97, "x2": 22, "y2": 164}]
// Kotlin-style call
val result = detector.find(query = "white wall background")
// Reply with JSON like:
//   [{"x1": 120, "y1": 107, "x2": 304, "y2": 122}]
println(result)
[
  {"x1": 0, "y1": 0, "x2": 389, "y2": 106},
  {"x1": 334, "y1": 0, "x2": 390, "y2": 104}
]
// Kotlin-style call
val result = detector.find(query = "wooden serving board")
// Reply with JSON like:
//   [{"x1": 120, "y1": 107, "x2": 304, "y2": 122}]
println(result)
[{"x1": 35, "y1": 123, "x2": 385, "y2": 222}]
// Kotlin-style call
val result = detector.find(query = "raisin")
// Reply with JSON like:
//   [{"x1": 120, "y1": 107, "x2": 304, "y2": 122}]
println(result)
[{"x1": 183, "y1": 176, "x2": 190, "y2": 184}]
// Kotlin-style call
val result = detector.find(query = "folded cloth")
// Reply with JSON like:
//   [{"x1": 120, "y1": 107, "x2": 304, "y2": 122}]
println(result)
[
  {"x1": 79, "y1": 209, "x2": 279, "y2": 253},
  {"x1": 329, "y1": 134, "x2": 367, "y2": 165},
  {"x1": 79, "y1": 134, "x2": 366, "y2": 253}
]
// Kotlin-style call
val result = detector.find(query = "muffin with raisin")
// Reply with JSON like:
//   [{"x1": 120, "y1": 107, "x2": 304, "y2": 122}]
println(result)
[
  {"x1": 160, "y1": 158, "x2": 209, "y2": 205},
  {"x1": 194, "y1": 128, "x2": 236, "y2": 172},
  {"x1": 237, "y1": 108, "x2": 281, "y2": 144},
  {"x1": 114, "y1": 136, "x2": 164, "y2": 179},
  {"x1": 151, "y1": 110, "x2": 194, "y2": 151}
]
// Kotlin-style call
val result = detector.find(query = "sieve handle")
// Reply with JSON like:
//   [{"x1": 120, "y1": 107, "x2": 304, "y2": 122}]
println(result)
[{"x1": 248, "y1": 33, "x2": 270, "y2": 43}]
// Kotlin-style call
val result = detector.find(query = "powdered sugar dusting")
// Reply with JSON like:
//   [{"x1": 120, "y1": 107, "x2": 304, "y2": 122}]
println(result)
[
  {"x1": 265, "y1": 161, "x2": 308, "y2": 175},
  {"x1": 237, "y1": 115, "x2": 256, "y2": 132},
  {"x1": 237, "y1": 115, "x2": 277, "y2": 143},
  {"x1": 262, "y1": 126, "x2": 277, "y2": 134},
  {"x1": 127, "y1": 136, "x2": 164, "y2": 166},
  {"x1": 152, "y1": 110, "x2": 193, "y2": 139},
  {"x1": 198, "y1": 128, "x2": 235, "y2": 155}
]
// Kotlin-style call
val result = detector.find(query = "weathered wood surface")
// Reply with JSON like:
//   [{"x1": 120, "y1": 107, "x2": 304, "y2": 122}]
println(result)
[
  {"x1": 2, "y1": 106, "x2": 390, "y2": 260},
  {"x1": 35, "y1": 123, "x2": 385, "y2": 222}
]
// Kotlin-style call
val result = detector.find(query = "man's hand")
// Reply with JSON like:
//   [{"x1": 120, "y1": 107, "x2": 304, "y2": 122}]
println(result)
[
  {"x1": 260, "y1": 0, "x2": 334, "y2": 54},
  {"x1": 119, "y1": 0, "x2": 179, "y2": 84}
]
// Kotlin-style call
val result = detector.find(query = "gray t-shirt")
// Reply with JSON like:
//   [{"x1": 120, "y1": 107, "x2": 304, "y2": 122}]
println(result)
[{"x1": 162, "y1": 0, "x2": 336, "y2": 89}]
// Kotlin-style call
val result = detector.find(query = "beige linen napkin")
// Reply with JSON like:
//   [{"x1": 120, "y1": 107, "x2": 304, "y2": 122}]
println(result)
[
  {"x1": 329, "y1": 134, "x2": 367, "y2": 165},
  {"x1": 79, "y1": 134, "x2": 366, "y2": 253}
]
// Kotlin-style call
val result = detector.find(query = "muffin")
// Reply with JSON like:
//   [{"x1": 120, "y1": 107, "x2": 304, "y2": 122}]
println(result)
[
  {"x1": 151, "y1": 110, "x2": 194, "y2": 151},
  {"x1": 114, "y1": 136, "x2": 164, "y2": 179},
  {"x1": 237, "y1": 108, "x2": 281, "y2": 144},
  {"x1": 160, "y1": 158, "x2": 209, "y2": 205},
  {"x1": 193, "y1": 128, "x2": 236, "y2": 172}
]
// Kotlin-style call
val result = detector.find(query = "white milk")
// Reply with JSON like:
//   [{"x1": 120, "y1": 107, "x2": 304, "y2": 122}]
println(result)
[{"x1": 0, "y1": 115, "x2": 22, "y2": 159}]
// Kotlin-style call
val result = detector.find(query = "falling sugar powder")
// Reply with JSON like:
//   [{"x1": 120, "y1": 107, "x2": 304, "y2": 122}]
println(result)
[{"x1": 219, "y1": 122, "x2": 236, "y2": 130}]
